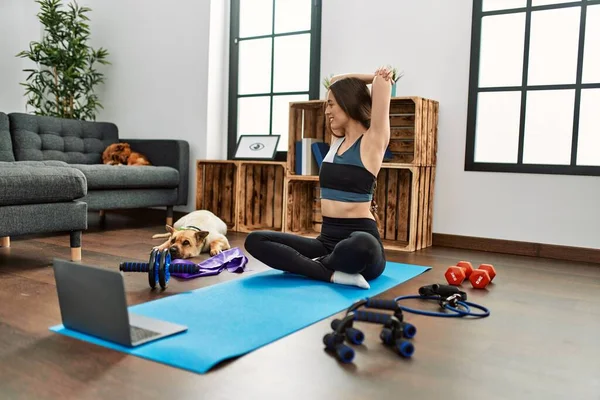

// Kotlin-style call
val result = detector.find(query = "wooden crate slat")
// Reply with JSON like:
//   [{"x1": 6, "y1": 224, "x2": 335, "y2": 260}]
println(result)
[
  {"x1": 423, "y1": 98, "x2": 431, "y2": 167},
  {"x1": 274, "y1": 166, "x2": 284, "y2": 230},
  {"x1": 380, "y1": 240, "x2": 411, "y2": 252},
  {"x1": 389, "y1": 114, "x2": 415, "y2": 127},
  {"x1": 313, "y1": 184, "x2": 322, "y2": 233},
  {"x1": 285, "y1": 178, "x2": 293, "y2": 232},
  {"x1": 425, "y1": 99, "x2": 432, "y2": 168},
  {"x1": 429, "y1": 100, "x2": 436, "y2": 166},
  {"x1": 264, "y1": 165, "x2": 275, "y2": 228},
  {"x1": 375, "y1": 172, "x2": 387, "y2": 238},
  {"x1": 433, "y1": 101, "x2": 439, "y2": 166},
  {"x1": 384, "y1": 169, "x2": 398, "y2": 241},
  {"x1": 416, "y1": 166, "x2": 422, "y2": 250},
  {"x1": 306, "y1": 183, "x2": 314, "y2": 230},
  {"x1": 423, "y1": 167, "x2": 432, "y2": 249},
  {"x1": 292, "y1": 182, "x2": 301, "y2": 232},
  {"x1": 298, "y1": 182, "x2": 307, "y2": 232},
  {"x1": 386, "y1": 153, "x2": 414, "y2": 164},
  {"x1": 388, "y1": 139, "x2": 414, "y2": 153},
  {"x1": 219, "y1": 164, "x2": 228, "y2": 225},
  {"x1": 212, "y1": 165, "x2": 219, "y2": 220},
  {"x1": 195, "y1": 163, "x2": 204, "y2": 211},
  {"x1": 425, "y1": 100, "x2": 432, "y2": 166},
  {"x1": 225, "y1": 163, "x2": 235, "y2": 226},
  {"x1": 390, "y1": 100, "x2": 416, "y2": 115},
  {"x1": 427, "y1": 167, "x2": 436, "y2": 247},
  {"x1": 305, "y1": 183, "x2": 313, "y2": 232},
  {"x1": 243, "y1": 164, "x2": 253, "y2": 227},
  {"x1": 408, "y1": 166, "x2": 421, "y2": 251},
  {"x1": 204, "y1": 164, "x2": 214, "y2": 212},
  {"x1": 253, "y1": 165, "x2": 262, "y2": 226},
  {"x1": 414, "y1": 98, "x2": 422, "y2": 167},
  {"x1": 391, "y1": 127, "x2": 415, "y2": 139},
  {"x1": 417, "y1": 165, "x2": 427, "y2": 250},
  {"x1": 397, "y1": 169, "x2": 410, "y2": 243}
]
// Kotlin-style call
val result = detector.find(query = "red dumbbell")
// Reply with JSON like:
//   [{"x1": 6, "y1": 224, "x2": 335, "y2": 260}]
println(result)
[
  {"x1": 469, "y1": 264, "x2": 497, "y2": 289},
  {"x1": 444, "y1": 261, "x2": 473, "y2": 286},
  {"x1": 446, "y1": 261, "x2": 497, "y2": 289},
  {"x1": 456, "y1": 261, "x2": 474, "y2": 277},
  {"x1": 478, "y1": 264, "x2": 496, "y2": 281}
]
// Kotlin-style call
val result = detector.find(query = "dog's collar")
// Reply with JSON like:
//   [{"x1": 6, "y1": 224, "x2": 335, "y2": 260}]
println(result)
[{"x1": 177, "y1": 225, "x2": 203, "y2": 232}]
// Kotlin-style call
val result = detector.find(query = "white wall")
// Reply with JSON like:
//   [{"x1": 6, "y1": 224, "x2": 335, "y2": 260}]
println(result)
[
  {"x1": 82, "y1": 0, "x2": 212, "y2": 213},
  {"x1": 206, "y1": 0, "x2": 230, "y2": 160},
  {"x1": 320, "y1": 0, "x2": 600, "y2": 249},
  {"x1": 0, "y1": 1, "x2": 41, "y2": 112}
]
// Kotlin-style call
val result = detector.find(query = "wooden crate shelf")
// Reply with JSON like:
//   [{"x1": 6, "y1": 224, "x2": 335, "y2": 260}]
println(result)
[
  {"x1": 196, "y1": 160, "x2": 238, "y2": 230},
  {"x1": 388, "y1": 97, "x2": 439, "y2": 166},
  {"x1": 237, "y1": 161, "x2": 285, "y2": 233},
  {"x1": 287, "y1": 100, "x2": 331, "y2": 176},
  {"x1": 373, "y1": 165, "x2": 436, "y2": 252},
  {"x1": 281, "y1": 164, "x2": 436, "y2": 252},
  {"x1": 195, "y1": 96, "x2": 437, "y2": 252},
  {"x1": 286, "y1": 97, "x2": 439, "y2": 176},
  {"x1": 196, "y1": 160, "x2": 435, "y2": 252},
  {"x1": 196, "y1": 160, "x2": 286, "y2": 233},
  {"x1": 282, "y1": 177, "x2": 322, "y2": 237}
]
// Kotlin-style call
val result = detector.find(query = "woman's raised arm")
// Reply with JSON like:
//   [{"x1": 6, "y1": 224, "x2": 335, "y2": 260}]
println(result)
[{"x1": 367, "y1": 67, "x2": 394, "y2": 150}]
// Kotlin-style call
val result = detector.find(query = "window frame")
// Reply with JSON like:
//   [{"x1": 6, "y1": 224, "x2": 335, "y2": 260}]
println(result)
[
  {"x1": 465, "y1": 0, "x2": 600, "y2": 176},
  {"x1": 227, "y1": 0, "x2": 322, "y2": 160}
]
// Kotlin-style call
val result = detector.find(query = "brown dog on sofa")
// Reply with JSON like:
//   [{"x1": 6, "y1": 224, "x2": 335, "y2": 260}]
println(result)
[{"x1": 102, "y1": 143, "x2": 151, "y2": 166}]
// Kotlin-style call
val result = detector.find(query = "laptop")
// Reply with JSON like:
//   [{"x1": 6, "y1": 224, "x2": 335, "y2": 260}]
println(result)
[{"x1": 52, "y1": 258, "x2": 187, "y2": 347}]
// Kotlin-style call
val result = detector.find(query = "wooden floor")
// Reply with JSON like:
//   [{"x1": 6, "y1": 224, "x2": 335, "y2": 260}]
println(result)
[{"x1": 1, "y1": 210, "x2": 599, "y2": 400}]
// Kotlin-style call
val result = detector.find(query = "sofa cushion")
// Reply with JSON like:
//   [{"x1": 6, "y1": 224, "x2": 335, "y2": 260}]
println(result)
[
  {"x1": 8, "y1": 112, "x2": 119, "y2": 164},
  {"x1": 71, "y1": 164, "x2": 179, "y2": 190},
  {"x1": 0, "y1": 162, "x2": 87, "y2": 206},
  {"x1": 0, "y1": 112, "x2": 15, "y2": 162}
]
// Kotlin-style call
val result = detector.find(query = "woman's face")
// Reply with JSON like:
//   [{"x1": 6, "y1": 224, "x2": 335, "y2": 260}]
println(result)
[{"x1": 325, "y1": 91, "x2": 349, "y2": 133}]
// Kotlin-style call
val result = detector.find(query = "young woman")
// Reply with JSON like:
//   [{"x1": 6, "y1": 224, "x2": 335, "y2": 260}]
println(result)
[{"x1": 244, "y1": 66, "x2": 394, "y2": 289}]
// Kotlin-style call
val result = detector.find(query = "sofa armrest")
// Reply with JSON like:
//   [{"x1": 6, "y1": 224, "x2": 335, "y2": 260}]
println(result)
[{"x1": 120, "y1": 138, "x2": 190, "y2": 206}]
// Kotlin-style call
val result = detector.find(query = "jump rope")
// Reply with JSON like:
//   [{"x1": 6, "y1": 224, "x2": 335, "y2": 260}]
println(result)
[{"x1": 395, "y1": 283, "x2": 490, "y2": 318}]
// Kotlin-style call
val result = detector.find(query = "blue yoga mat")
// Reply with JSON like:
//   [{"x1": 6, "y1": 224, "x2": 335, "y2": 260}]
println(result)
[{"x1": 50, "y1": 262, "x2": 430, "y2": 374}]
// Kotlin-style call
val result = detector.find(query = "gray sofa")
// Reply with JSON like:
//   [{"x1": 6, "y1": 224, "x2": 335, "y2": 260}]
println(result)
[{"x1": 0, "y1": 112, "x2": 190, "y2": 261}]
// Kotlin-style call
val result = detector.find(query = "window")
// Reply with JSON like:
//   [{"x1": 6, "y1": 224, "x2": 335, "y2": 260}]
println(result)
[
  {"x1": 466, "y1": 0, "x2": 600, "y2": 176},
  {"x1": 227, "y1": 0, "x2": 322, "y2": 160}
]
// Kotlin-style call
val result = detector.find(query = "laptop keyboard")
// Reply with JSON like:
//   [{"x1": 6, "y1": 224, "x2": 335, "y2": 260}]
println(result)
[{"x1": 130, "y1": 325, "x2": 160, "y2": 342}]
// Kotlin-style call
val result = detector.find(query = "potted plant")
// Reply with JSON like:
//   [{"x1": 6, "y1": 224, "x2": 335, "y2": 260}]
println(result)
[{"x1": 16, "y1": 0, "x2": 110, "y2": 121}]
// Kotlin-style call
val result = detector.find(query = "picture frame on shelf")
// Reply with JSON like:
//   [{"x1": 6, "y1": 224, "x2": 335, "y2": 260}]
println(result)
[{"x1": 233, "y1": 134, "x2": 280, "y2": 160}]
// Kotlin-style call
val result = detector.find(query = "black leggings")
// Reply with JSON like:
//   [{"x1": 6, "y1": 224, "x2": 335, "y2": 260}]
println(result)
[{"x1": 244, "y1": 217, "x2": 386, "y2": 282}]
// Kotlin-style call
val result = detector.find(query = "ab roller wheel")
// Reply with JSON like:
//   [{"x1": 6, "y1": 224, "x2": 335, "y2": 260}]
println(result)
[
  {"x1": 119, "y1": 249, "x2": 200, "y2": 290},
  {"x1": 148, "y1": 249, "x2": 158, "y2": 289}
]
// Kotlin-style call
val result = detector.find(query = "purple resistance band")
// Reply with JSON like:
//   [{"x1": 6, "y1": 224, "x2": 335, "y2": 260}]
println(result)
[{"x1": 169, "y1": 247, "x2": 248, "y2": 279}]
